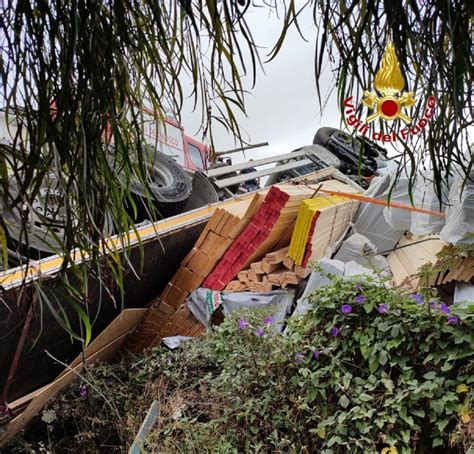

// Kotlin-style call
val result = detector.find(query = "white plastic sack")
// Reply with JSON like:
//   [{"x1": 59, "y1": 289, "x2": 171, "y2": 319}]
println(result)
[
  {"x1": 187, "y1": 288, "x2": 293, "y2": 331},
  {"x1": 440, "y1": 171, "x2": 474, "y2": 245},
  {"x1": 333, "y1": 233, "x2": 377, "y2": 262}
]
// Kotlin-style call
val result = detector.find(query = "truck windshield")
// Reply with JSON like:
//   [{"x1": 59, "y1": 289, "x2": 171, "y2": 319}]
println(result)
[{"x1": 188, "y1": 143, "x2": 204, "y2": 170}]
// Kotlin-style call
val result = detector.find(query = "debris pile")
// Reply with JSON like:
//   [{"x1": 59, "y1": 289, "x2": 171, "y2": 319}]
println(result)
[
  {"x1": 127, "y1": 168, "x2": 473, "y2": 352},
  {"x1": 1, "y1": 167, "x2": 473, "y2": 447}
]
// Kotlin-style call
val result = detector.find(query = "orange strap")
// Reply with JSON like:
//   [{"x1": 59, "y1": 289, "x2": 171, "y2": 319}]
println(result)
[{"x1": 319, "y1": 189, "x2": 446, "y2": 217}]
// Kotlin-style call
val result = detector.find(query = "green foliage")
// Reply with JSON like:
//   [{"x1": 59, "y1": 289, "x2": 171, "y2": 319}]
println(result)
[{"x1": 9, "y1": 277, "x2": 473, "y2": 453}]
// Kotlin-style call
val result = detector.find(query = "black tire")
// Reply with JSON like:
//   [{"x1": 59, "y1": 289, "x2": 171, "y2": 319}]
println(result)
[
  {"x1": 129, "y1": 151, "x2": 192, "y2": 203},
  {"x1": 313, "y1": 127, "x2": 339, "y2": 147}
]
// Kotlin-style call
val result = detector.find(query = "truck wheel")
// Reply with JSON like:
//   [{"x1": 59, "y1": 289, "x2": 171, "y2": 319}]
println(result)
[
  {"x1": 313, "y1": 127, "x2": 339, "y2": 147},
  {"x1": 130, "y1": 151, "x2": 192, "y2": 203}
]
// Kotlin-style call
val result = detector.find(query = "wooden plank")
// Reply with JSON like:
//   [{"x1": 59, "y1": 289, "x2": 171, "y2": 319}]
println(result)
[
  {"x1": 60, "y1": 309, "x2": 147, "y2": 376},
  {"x1": 250, "y1": 261, "x2": 264, "y2": 274},
  {"x1": 267, "y1": 269, "x2": 287, "y2": 285},
  {"x1": 0, "y1": 308, "x2": 147, "y2": 448},
  {"x1": 261, "y1": 259, "x2": 281, "y2": 274},
  {"x1": 265, "y1": 247, "x2": 289, "y2": 264}
]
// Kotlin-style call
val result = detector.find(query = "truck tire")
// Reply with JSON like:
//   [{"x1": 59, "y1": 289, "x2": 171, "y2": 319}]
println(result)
[
  {"x1": 129, "y1": 151, "x2": 192, "y2": 204},
  {"x1": 313, "y1": 127, "x2": 338, "y2": 147}
]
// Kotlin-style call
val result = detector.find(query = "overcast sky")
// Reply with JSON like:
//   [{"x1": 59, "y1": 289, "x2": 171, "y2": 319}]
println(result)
[{"x1": 181, "y1": 7, "x2": 341, "y2": 163}]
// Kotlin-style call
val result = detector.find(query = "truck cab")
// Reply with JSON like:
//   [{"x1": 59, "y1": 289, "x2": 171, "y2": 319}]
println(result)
[{"x1": 140, "y1": 107, "x2": 213, "y2": 172}]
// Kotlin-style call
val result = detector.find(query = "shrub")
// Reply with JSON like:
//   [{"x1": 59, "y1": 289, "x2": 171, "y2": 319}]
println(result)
[{"x1": 8, "y1": 276, "x2": 473, "y2": 453}]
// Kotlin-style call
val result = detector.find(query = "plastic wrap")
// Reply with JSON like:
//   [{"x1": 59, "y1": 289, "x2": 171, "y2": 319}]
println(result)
[
  {"x1": 410, "y1": 173, "x2": 449, "y2": 235},
  {"x1": 334, "y1": 233, "x2": 377, "y2": 262},
  {"x1": 292, "y1": 258, "x2": 346, "y2": 317},
  {"x1": 292, "y1": 257, "x2": 387, "y2": 319},
  {"x1": 382, "y1": 173, "x2": 412, "y2": 230},
  {"x1": 162, "y1": 336, "x2": 194, "y2": 349},
  {"x1": 453, "y1": 282, "x2": 474, "y2": 307},
  {"x1": 440, "y1": 171, "x2": 474, "y2": 245},
  {"x1": 353, "y1": 175, "x2": 405, "y2": 253}
]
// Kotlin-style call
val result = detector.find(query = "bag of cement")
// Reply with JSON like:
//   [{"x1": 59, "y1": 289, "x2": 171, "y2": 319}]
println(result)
[
  {"x1": 382, "y1": 173, "x2": 412, "y2": 231},
  {"x1": 333, "y1": 233, "x2": 391, "y2": 275},
  {"x1": 410, "y1": 173, "x2": 449, "y2": 235},
  {"x1": 187, "y1": 288, "x2": 293, "y2": 331},
  {"x1": 334, "y1": 233, "x2": 377, "y2": 262},
  {"x1": 440, "y1": 171, "x2": 474, "y2": 245},
  {"x1": 353, "y1": 175, "x2": 405, "y2": 253}
]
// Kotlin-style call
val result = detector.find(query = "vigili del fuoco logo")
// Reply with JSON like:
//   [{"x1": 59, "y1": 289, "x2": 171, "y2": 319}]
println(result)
[{"x1": 342, "y1": 41, "x2": 436, "y2": 143}]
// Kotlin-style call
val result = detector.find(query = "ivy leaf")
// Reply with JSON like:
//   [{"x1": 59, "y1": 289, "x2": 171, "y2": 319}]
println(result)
[
  {"x1": 339, "y1": 395, "x2": 350, "y2": 408},
  {"x1": 369, "y1": 358, "x2": 379, "y2": 373},
  {"x1": 423, "y1": 371, "x2": 437, "y2": 380}
]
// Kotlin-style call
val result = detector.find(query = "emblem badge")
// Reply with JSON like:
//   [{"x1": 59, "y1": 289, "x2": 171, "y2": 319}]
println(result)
[{"x1": 363, "y1": 41, "x2": 416, "y2": 124}]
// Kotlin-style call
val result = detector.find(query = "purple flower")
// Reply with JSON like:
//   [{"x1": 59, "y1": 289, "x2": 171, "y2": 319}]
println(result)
[
  {"x1": 355, "y1": 295, "x2": 366, "y2": 304},
  {"x1": 312, "y1": 350, "x2": 320, "y2": 360},
  {"x1": 440, "y1": 303, "x2": 451, "y2": 314},
  {"x1": 255, "y1": 328, "x2": 265, "y2": 337},
  {"x1": 341, "y1": 304, "x2": 353, "y2": 314},
  {"x1": 294, "y1": 353, "x2": 305, "y2": 364},
  {"x1": 377, "y1": 304, "x2": 388, "y2": 314},
  {"x1": 411, "y1": 293, "x2": 424, "y2": 304},
  {"x1": 429, "y1": 301, "x2": 438, "y2": 309},
  {"x1": 331, "y1": 327, "x2": 340, "y2": 337},
  {"x1": 447, "y1": 316, "x2": 458, "y2": 325},
  {"x1": 264, "y1": 316, "x2": 273, "y2": 326},
  {"x1": 79, "y1": 384, "x2": 88, "y2": 399},
  {"x1": 354, "y1": 283, "x2": 363, "y2": 290},
  {"x1": 238, "y1": 319, "x2": 249, "y2": 330}
]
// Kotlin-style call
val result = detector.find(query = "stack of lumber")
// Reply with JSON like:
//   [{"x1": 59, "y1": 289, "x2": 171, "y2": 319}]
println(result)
[
  {"x1": 202, "y1": 183, "x2": 320, "y2": 290},
  {"x1": 388, "y1": 234, "x2": 474, "y2": 290},
  {"x1": 288, "y1": 181, "x2": 360, "y2": 267},
  {"x1": 224, "y1": 247, "x2": 311, "y2": 292},
  {"x1": 124, "y1": 194, "x2": 264, "y2": 352}
]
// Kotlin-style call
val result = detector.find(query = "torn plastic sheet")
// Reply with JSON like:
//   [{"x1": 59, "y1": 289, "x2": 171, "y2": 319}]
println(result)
[
  {"x1": 293, "y1": 258, "x2": 346, "y2": 317},
  {"x1": 353, "y1": 175, "x2": 405, "y2": 253},
  {"x1": 162, "y1": 336, "x2": 194, "y2": 349},
  {"x1": 187, "y1": 288, "x2": 293, "y2": 331},
  {"x1": 292, "y1": 258, "x2": 385, "y2": 318}
]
